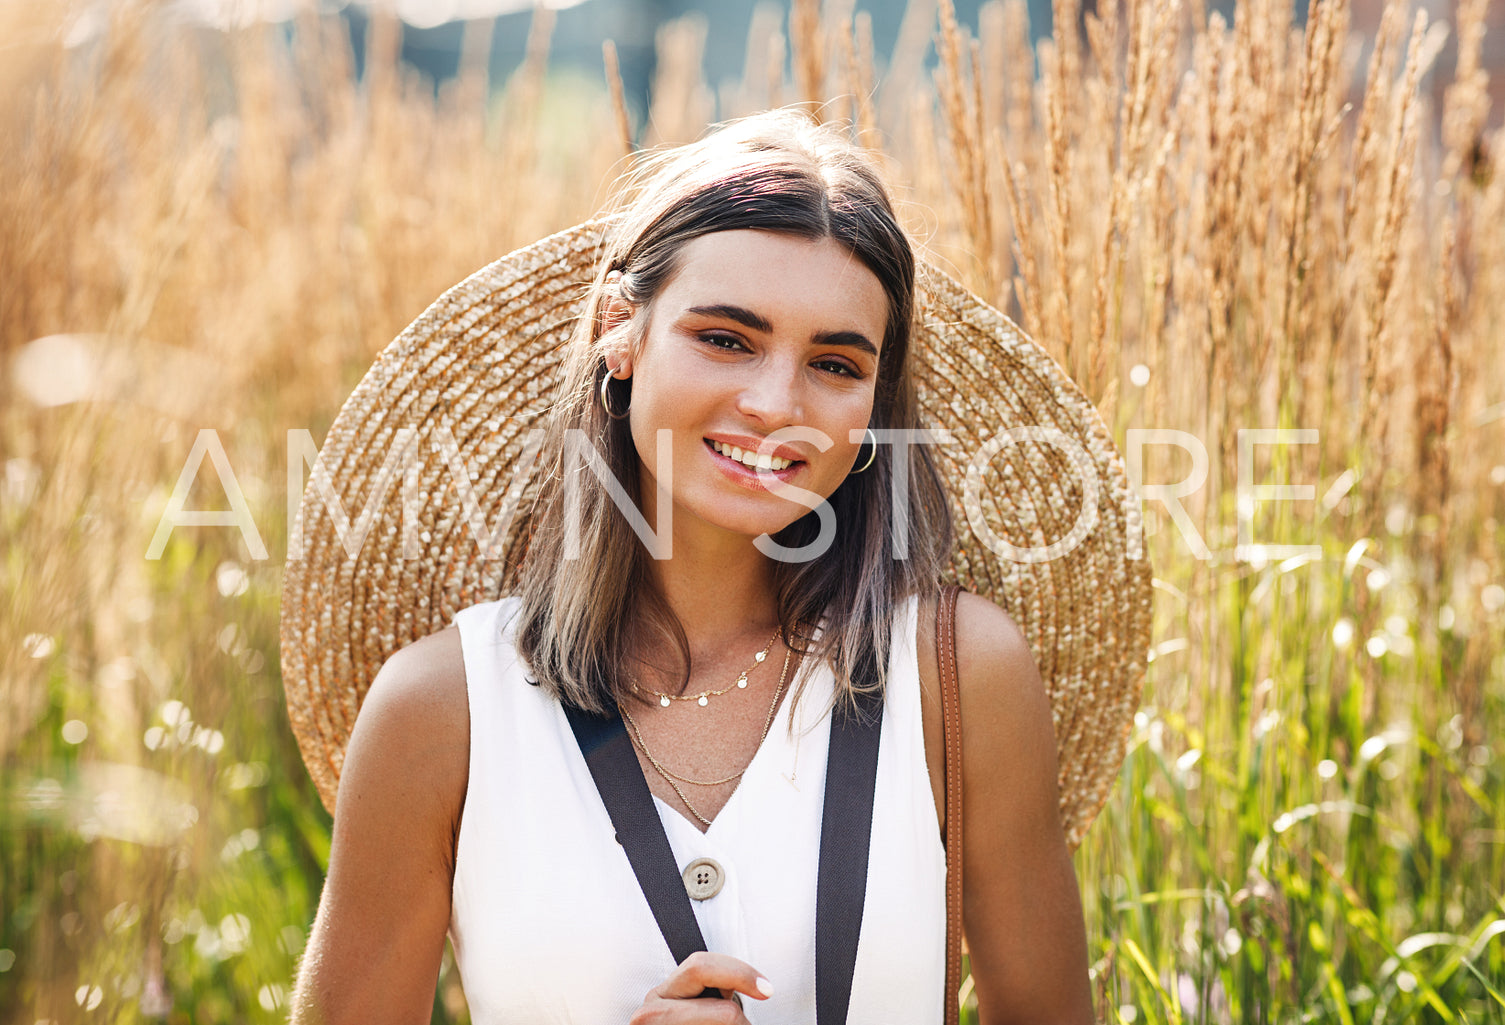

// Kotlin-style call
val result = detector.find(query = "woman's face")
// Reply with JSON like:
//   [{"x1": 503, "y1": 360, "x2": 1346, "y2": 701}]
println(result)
[{"x1": 611, "y1": 229, "x2": 890, "y2": 548}]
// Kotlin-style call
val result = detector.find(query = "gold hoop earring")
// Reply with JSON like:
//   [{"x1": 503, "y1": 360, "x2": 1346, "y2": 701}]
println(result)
[
  {"x1": 851, "y1": 427, "x2": 877, "y2": 474},
  {"x1": 600, "y1": 372, "x2": 630, "y2": 420}
]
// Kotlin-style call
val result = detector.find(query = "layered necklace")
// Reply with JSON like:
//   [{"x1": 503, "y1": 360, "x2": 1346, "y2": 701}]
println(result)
[
  {"x1": 619, "y1": 640, "x2": 794, "y2": 829},
  {"x1": 628, "y1": 628, "x2": 782, "y2": 707}
]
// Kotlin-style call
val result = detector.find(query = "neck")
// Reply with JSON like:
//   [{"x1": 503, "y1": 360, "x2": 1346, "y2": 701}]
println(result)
[
  {"x1": 635, "y1": 471, "x2": 786, "y2": 654},
  {"x1": 647, "y1": 532, "x2": 781, "y2": 657}
]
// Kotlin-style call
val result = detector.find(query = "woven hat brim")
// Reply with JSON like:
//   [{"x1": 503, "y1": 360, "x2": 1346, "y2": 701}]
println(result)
[{"x1": 279, "y1": 219, "x2": 1151, "y2": 849}]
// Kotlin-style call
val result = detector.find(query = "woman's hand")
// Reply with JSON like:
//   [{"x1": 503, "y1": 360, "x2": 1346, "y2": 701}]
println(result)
[{"x1": 628, "y1": 951, "x2": 774, "y2": 1024}]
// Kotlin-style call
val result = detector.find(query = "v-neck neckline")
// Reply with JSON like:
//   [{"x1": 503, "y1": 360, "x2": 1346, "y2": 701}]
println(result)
[{"x1": 651, "y1": 654, "x2": 823, "y2": 838}]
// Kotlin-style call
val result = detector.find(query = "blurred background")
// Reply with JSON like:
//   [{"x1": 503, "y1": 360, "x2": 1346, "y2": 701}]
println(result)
[{"x1": 1, "y1": 0, "x2": 1502, "y2": 1021}]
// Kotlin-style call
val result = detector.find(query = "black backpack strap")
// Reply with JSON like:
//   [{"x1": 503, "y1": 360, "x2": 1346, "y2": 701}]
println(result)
[
  {"x1": 562, "y1": 703, "x2": 712, "y2": 973},
  {"x1": 815, "y1": 687, "x2": 884, "y2": 1025}
]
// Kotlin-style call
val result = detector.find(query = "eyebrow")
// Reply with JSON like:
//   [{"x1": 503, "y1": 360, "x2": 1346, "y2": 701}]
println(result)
[{"x1": 685, "y1": 303, "x2": 880, "y2": 357}]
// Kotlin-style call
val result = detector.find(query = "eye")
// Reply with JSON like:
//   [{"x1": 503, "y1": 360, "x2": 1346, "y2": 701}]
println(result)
[
  {"x1": 813, "y1": 358, "x2": 862, "y2": 379},
  {"x1": 698, "y1": 332, "x2": 747, "y2": 352}
]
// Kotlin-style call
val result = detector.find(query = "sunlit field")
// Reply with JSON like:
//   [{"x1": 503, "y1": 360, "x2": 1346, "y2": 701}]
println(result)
[{"x1": 1, "y1": 0, "x2": 1501, "y2": 1021}]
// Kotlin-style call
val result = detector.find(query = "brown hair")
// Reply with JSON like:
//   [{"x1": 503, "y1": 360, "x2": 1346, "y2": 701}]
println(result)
[{"x1": 513, "y1": 108, "x2": 953, "y2": 724}]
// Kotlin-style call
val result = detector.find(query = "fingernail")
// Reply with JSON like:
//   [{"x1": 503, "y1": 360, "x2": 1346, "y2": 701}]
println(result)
[{"x1": 756, "y1": 976, "x2": 775, "y2": 998}]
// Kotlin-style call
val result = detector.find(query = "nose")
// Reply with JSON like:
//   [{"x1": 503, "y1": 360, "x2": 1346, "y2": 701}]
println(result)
[{"x1": 735, "y1": 355, "x2": 805, "y2": 426}]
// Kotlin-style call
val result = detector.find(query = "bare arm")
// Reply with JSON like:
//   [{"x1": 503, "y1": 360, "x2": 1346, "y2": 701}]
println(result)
[
  {"x1": 918, "y1": 592, "x2": 1094, "y2": 1025},
  {"x1": 290, "y1": 627, "x2": 470, "y2": 1025}
]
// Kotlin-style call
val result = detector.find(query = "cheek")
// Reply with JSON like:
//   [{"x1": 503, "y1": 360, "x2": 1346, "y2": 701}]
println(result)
[
  {"x1": 628, "y1": 415, "x2": 668, "y2": 479},
  {"x1": 624, "y1": 379, "x2": 700, "y2": 475},
  {"x1": 835, "y1": 392, "x2": 878, "y2": 440}
]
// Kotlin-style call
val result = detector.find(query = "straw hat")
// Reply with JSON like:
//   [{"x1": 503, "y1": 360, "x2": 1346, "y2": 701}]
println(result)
[{"x1": 279, "y1": 218, "x2": 1151, "y2": 849}]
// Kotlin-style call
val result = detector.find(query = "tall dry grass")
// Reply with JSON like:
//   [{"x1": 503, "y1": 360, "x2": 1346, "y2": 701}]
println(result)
[{"x1": 1, "y1": 0, "x2": 1501, "y2": 1021}]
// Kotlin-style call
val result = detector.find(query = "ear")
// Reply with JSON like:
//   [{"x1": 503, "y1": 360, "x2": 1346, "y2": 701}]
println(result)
[{"x1": 599, "y1": 289, "x2": 637, "y2": 379}]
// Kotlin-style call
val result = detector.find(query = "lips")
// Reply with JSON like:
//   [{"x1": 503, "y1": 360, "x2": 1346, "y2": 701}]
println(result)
[
  {"x1": 704, "y1": 438, "x2": 804, "y2": 487},
  {"x1": 707, "y1": 438, "x2": 799, "y2": 471},
  {"x1": 704, "y1": 433, "x2": 807, "y2": 462}
]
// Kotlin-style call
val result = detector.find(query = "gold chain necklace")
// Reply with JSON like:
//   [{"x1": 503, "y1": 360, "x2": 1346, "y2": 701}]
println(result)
[
  {"x1": 619, "y1": 645, "x2": 793, "y2": 828},
  {"x1": 628, "y1": 628, "x2": 781, "y2": 707}
]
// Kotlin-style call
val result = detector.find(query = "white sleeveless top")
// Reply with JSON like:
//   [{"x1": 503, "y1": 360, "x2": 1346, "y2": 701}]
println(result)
[{"x1": 447, "y1": 594, "x2": 946, "y2": 1023}]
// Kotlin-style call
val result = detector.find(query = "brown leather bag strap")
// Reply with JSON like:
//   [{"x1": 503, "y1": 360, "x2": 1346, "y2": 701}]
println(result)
[{"x1": 937, "y1": 583, "x2": 964, "y2": 1024}]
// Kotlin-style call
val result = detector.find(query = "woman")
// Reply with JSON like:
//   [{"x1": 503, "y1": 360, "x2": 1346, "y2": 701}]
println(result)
[{"x1": 286, "y1": 109, "x2": 1112, "y2": 1024}]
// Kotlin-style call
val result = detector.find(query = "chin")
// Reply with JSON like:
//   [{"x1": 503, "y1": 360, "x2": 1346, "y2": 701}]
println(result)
[
  {"x1": 733, "y1": 514, "x2": 811, "y2": 542},
  {"x1": 687, "y1": 498, "x2": 818, "y2": 545}
]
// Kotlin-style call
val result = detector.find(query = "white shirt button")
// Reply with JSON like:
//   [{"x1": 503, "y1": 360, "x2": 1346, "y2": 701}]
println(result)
[{"x1": 682, "y1": 857, "x2": 725, "y2": 900}]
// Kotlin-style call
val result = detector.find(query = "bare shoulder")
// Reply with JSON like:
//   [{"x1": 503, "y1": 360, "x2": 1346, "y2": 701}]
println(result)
[
  {"x1": 360, "y1": 625, "x2": 468, "y2": 737},
  {"x1": 917, "y1": 591, "x2": 1051, "y2": 739},
  {"x1": 338, "y1": 625, "x2": 470, "y2": 861},
  {"x1": 914, "y1": 590, "x2": 1052, "y2": 836},
  {"x1": 951, "y1": 591, "x2": 1049, "y2": 725}
]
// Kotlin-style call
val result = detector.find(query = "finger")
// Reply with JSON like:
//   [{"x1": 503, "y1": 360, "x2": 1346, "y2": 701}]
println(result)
[
  {"x1": 635, "y1": 995, "x2": 754, "y2": 1025},
  {"x1": 652, "y1": 951, "x2": 776, "y2": 1002}
]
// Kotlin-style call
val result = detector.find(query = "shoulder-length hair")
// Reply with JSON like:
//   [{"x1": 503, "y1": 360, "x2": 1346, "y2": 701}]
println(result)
[{"x1": 513, "y1": 108, "x2": 953, "y2": 725}]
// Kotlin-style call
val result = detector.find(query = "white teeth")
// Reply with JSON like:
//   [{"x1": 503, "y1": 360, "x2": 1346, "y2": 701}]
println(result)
[{"x1": 711, "y1": 440, "x2": 793, "y2": 471}]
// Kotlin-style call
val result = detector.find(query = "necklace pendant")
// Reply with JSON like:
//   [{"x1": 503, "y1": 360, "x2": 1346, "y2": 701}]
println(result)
[
  {"x1": 697, "y1": 695, "x2": 708, "y2": 707},
  {"x1": 660, "y1": 695, "x2": 671, "y2": 707},
  {"x1": 736, "y1": 675, "x2": 748, "y2": 689},
  {"x1": 754, "y1": 651, "x2": 766, "y2": 663}
]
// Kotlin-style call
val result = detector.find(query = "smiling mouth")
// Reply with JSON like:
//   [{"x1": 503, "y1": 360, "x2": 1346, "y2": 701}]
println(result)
[{"x1": 706, "y1": 439, "x2": 802, "y2": 472}]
